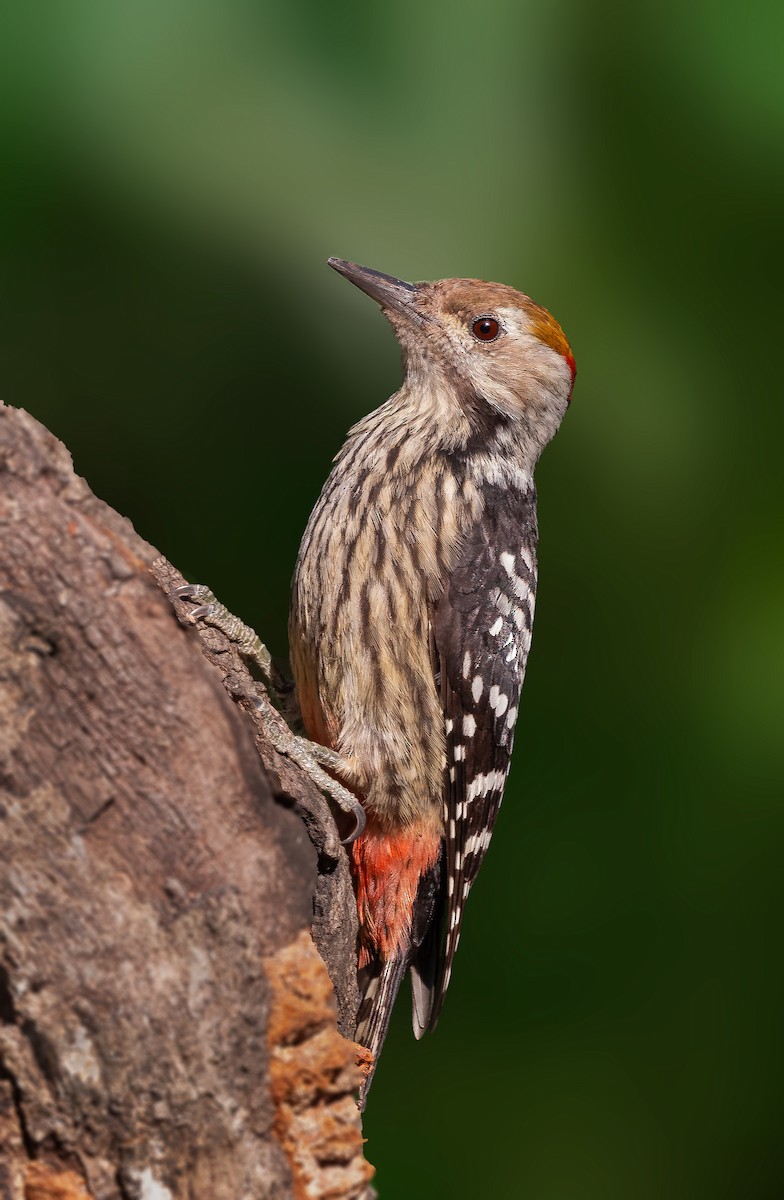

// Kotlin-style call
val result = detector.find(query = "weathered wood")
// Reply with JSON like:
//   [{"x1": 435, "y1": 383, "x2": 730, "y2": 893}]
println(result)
[{"x1": 0, "y1": 403, "x2": 374, "y2": 1199}]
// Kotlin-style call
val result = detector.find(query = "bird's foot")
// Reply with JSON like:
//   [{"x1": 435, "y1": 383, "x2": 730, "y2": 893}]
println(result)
[
  {"x1": 175, "y1": 582, "x2": 365, "y2": 844},
  {"x1": 261, "y1": 718, "x2": 366, "y2": 844},
  {"x1": 175, "y1": 584, "x2": 273, "y2": 680}
]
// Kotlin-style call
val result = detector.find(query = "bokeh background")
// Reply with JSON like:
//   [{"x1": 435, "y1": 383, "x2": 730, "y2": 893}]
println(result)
[{"x1": 2, "y1": 2, "x2": 783, "y2": 1196}]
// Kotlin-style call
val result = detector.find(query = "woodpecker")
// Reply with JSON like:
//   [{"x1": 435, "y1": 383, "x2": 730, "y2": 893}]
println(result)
[{"x1": 288, "y1": 258, "x2": 575, "y2": 1103}]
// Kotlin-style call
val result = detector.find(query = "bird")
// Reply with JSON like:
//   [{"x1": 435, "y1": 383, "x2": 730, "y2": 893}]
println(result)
[{"x1": 287, "y1": 258, "x2": 575, "y2": 1103}]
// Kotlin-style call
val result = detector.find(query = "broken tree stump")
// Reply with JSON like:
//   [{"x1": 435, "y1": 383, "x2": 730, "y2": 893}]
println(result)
[{"x1": 0, "y1": 402, "x2": 374, "y2": 1200}]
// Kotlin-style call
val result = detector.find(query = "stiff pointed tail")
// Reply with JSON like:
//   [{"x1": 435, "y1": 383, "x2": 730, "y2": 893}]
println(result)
[
  {"x1": 353, "y1": 841, "x2": 446, "y2": 1106},
  {"x1": 355, "y1": 955, "x2": 408, "y2": 1108}
]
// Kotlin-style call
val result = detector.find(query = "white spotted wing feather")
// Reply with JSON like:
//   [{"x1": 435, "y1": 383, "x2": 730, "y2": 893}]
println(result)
[{"x1": 417, "y1": 480, "x2": 538, "y2": 1030}]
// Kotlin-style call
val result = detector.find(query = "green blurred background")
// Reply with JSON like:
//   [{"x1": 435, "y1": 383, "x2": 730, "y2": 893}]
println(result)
[{"x1": 2, "y1": 2, "x2": 783, "y2": 1196}]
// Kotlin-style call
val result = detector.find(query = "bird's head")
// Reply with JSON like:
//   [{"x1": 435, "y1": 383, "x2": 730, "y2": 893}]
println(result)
[{"x1": 329, "y1": 258, "x2": 575, "y2": 458}]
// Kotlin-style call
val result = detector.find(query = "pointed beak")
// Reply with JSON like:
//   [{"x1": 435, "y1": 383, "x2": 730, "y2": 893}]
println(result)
[{"x1": 328, "y1": 258, "x2": 419, "y2": 317}]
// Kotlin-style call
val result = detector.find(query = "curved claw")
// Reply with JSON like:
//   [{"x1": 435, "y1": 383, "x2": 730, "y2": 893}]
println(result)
[
  {"x1": 340, "y1": 796, "x2": 367, "y2": 845},
  {"x1": 175, "y1": 583, "x2": 213, "y2": 603},
  {"x1": 186, "y1": 604, "x2": 213, "y2": 621}
]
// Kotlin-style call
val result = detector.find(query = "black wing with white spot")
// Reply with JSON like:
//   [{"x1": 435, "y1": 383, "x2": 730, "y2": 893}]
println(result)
[{"x1": 419, "y1": 478, "x2": 538, "y2": 1029}]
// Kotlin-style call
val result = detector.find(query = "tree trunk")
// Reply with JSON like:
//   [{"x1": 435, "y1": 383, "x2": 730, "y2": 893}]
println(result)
[{"x1": 0, "y1": 403, "x2": 374, "y2": 1200}]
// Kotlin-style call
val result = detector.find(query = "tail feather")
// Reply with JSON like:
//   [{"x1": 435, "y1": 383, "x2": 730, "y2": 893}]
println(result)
[
  {"x1": 409, "y1": 841, "x2": 446, "y2": 1038},
  {"x1": 353, "y1": 842, "x2": 446, "y2": 1106},
  {"x1": 355, "y1": 956, "x2": 408, "y2": 1108},
  {"x1": 409, "y1": 921, "x2": 438, "y2": 1039}
]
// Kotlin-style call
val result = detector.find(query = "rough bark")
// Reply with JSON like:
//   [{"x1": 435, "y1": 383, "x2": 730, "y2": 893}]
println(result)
[{"x1": 0, "y1": 403, "x2": 374, "y2": 1199}]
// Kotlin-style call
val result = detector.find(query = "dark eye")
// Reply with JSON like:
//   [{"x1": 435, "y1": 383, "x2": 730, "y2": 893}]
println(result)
[{"x1": 472, "y1": 316, "x2": 500, "y2": 342}]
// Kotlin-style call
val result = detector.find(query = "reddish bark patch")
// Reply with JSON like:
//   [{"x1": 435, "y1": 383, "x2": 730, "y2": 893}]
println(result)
[{"x1": 266, "y1": 932, "x2": 375, "y2": 1200}]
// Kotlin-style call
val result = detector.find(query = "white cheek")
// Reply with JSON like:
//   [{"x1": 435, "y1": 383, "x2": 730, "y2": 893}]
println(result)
[{"x1": 442, "y1": 308, "x2": 571, "y2": 432}]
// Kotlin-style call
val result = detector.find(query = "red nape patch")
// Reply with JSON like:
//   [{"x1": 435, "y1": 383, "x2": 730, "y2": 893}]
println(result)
[
  {"x1": 352, "y1": 822, "x2": 441, "y2": 965},
  {"x1": 565, "y1": 351, "x2": 577, "y2": 403}
]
